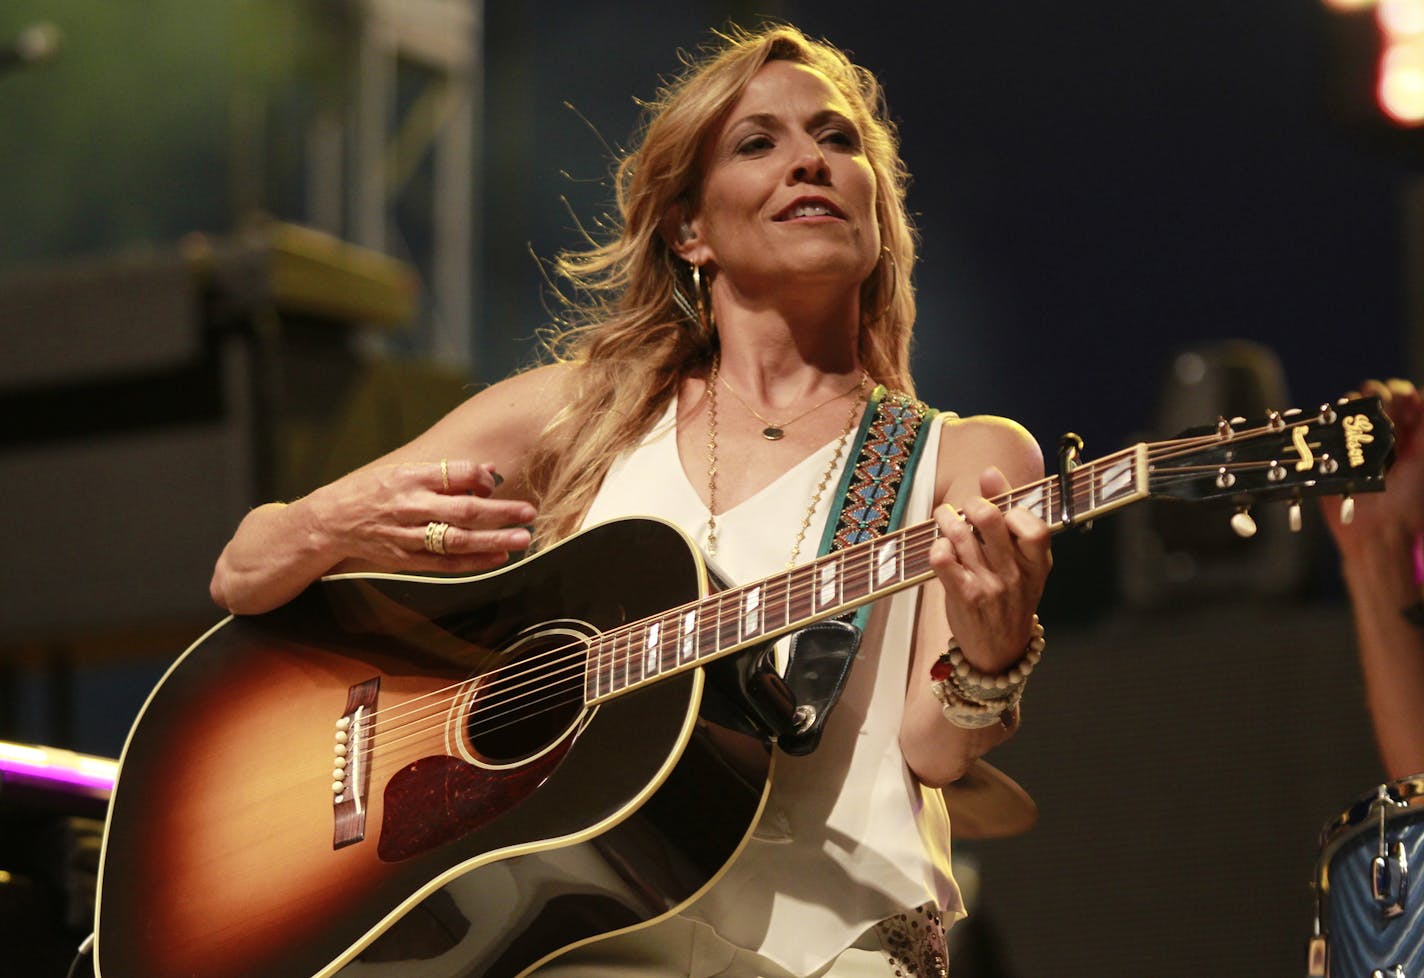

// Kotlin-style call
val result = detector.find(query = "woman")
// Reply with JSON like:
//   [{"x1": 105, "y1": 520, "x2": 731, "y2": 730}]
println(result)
[
  {"x1": 1322, "y1": 378, "x2": 1424, "y2": 781},
  {"x1": 210, "y1": 23, "x2": 1052, "y2": 978}
]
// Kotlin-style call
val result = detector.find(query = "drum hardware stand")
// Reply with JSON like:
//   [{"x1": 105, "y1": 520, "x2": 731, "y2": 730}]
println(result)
[
  {"x1": 1306, "y1": 906, "x2": 1327, "y2": 978},
  {"x1": 1371, "y1": 785, "x2": 1410, "y2": 920},
  {"x1": 1310, "y1": 781, "x2": 1418, "y2": 978}
]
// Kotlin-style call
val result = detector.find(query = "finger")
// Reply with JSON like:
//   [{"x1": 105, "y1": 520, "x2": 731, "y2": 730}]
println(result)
[
  {"x1": 1362, "y1": 378, "x2": 1392, "y2": 402},
  {"x1": 438, "y1": 525, "x2": 532, "y2": 556},
  {"x1": 406, "y1": 522, "x2": 531, "y2": 557},
  {"x1": 1385, "y1": 377, "x2": 1417, "y2": 399},
  {"x1": 940, "y1": 503, "x2": 991, "y2": 575},
  {"x1": 434, "y1": 495, "x2": 537, "y2": 529},
  {"x1": 930, "y1": 504, "x2": 975, "y2": 575},
  {"x1": 978, "y1": 465, "x2": 1013, "y2": 499},
  {"x1": 398, "y1": 550, "x2": 518, "y2": 575},
  {"x1": 1004, "y1": 507, "x2": 1053, "y2": 570},
  {"x1": 961, "y1": 495, "x2": 1017, "y2": 569},
  {"x1": 407, "y1": 459, "x2": 502, "y2": 495}
]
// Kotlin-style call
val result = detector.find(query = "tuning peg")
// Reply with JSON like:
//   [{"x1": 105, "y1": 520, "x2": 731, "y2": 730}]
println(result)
[
  {"x1": 1230, "y1": 507, "x2": 1258, "y2": 538},
  {"x1": 1289, "y1": 498, "x2": 1302, "y2": 533},
  {"x1": 1217, "y1": 416, "x2": 1234, "y2": 439},
  {"x1": 1340, "y1": 494, "x2": 1355, "y2": 525},
  {"x1": 1267, "y1": 409, "x2": 1285, "y2": 430}
]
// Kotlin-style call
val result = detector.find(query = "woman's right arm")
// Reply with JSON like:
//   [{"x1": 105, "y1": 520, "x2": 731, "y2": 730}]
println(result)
[{"x1": 209, "y1": 363, "x2": 576, "y2": 615}]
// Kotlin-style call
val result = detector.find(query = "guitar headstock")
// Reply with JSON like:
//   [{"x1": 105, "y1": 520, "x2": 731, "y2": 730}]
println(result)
[{"x1": 1146, "y1": 396, "x2": 1396, "y2": 511}]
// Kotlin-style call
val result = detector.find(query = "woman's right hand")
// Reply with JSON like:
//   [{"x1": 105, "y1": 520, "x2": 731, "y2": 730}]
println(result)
[
  {"x1": 211, "y1": 457, "x2": 538, "y2": 615},
  {"x1": 211, "y1": 362, "x2": 571, "y2": 615},
  {"x1": 307, "y1": 458, "x2": 537, "y2": 575}
]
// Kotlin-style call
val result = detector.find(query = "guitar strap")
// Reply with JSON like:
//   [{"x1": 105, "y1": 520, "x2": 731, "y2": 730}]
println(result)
[{"x1": 746, "y1": 387, "x2": 938, "y2": 756}]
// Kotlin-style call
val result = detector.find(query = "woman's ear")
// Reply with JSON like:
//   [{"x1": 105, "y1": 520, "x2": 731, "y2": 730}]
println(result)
[{"x1": 663, "y1": 204, "x2": 712, "y2": 266}]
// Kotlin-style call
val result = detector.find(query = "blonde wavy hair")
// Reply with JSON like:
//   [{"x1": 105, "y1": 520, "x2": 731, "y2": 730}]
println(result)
[{"x1": 527, "y1": 23, "x2": 919, "y2": 546}]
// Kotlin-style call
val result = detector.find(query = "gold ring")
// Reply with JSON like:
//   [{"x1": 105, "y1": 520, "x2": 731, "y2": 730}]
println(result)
[
  {"x1": 440, "y1": 458, "x2": 450, "y2": 491},
  {"x1": 424, "y1": 521, "x2": 450, "y2": 555}
]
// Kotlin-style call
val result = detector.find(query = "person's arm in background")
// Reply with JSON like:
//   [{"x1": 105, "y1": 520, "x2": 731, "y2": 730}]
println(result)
[{"x1": 1323, "y1": 379, "x2": 1424, "y2": 780}]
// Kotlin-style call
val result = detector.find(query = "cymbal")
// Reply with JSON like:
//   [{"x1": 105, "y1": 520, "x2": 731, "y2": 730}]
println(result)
[{"x1": 942, "y1": 759, "x2": 1037, "y2": 839}]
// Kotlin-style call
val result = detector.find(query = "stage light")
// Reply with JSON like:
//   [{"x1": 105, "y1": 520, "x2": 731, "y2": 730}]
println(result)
[
  {"x1": 1324, "y1": 0, "x2": 1379, "y2": 10},
  {"x1": 1379, "y1": 38, "x2": 1424, "y2": 122},
  {"x1": 1381, "y1": 0, "x2": 1424, "y2": 36}
]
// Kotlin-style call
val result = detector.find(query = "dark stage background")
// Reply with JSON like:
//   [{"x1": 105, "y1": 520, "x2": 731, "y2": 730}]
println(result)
[{"x1": 1, "y1": 2, "x2": 1420, "y2": 976}]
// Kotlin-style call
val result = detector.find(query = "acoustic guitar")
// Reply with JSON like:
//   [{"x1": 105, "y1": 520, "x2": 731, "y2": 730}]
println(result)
[{"x1": 93, "y1": 398, "x2": 1394, "y2": 978}]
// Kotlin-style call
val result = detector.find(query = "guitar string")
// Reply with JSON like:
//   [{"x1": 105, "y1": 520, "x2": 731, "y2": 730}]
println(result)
[
  {"x1": 358, "y1": 419, "x2": 1331, "y2": 751},
  {"x1": 369, "y1": 444, "x2": 1263, "y2": 754},
  {"x1": 358, "y1": 426, "x2": 1288, "y2": 752},
  {"x1": 361, "y1": 460, "x2": 1227, "y2": 763},
  {"x1": 305, "y1": 417, "x2": 1362, "y2": 795},
  {"x1": 369, "y1": 475, "x2": 1303, "y2": 761},
  {"x1": 361, "y1": 437, "x2": 1133, "y2": 730}
]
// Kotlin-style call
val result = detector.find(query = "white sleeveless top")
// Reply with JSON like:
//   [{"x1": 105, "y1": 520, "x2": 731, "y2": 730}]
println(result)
[{"x1": 580, "y1": 400, "x2": 964, "y2": 976}]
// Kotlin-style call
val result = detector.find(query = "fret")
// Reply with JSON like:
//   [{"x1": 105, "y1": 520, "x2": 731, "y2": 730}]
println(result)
[
  {"x1": 612, "y1": 627, "x2": 629, "y2": 692},
  {"x1": 626, "y1": 625, "x2": 644, "y2": 686},
  {"x1": 787, "y1": 564, "x2": 815, "y2": 625},
  {"x1": 904, "y1": 525, "x2": 934, "y2": 579},
  {"x1": 598, "y1": 634, "x2": 613, "y2": 698},
  {"x1": 1096, "y1": 453, "x2": 1135, "y2": 506},
  {"x1": 585, "y1": 439, "x2": 1175, "y2": 704},
  {"x1": 716, "y1": 590, "x2": 740, "y2": 651},
  {"x1": 859, "y1": 538, "x2": 876, "y2": 600},
  {"x1": 584, "y1": 635, "x2": 601, "y2": 700},
  {"x1": 697, "y1": 596, "x2": 721, "y2": 665},
  {"x1": 659, "y1": 612, "x2": 680, "y2": 673},
  {"x1": 644, "y1": 620, "x2": 662, "y2": 678},
  {"x1": 771, "y1": 570, "x2": 792, "y2": 635},
  {"x1": 816, "y1": 558, "x2": 840, "y2": 612},
  {"x1": 741, "y1": 586, "x2": 763, "y2": 641},
  {"x1": 873, "y1": 536, "x2": 900, "y2": 590},
  {"x1": 679, "y1": 609, "x2": 698, "y2": 664}
]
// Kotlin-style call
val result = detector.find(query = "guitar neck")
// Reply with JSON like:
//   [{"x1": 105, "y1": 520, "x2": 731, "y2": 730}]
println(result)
[{"x1": 583, "y1": 443, "x2": 1150, "y2": 703}]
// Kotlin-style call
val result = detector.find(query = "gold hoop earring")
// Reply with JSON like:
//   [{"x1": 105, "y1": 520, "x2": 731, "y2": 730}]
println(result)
[{"x1": 692, "y1": 263, "x2": 716, "y2": 338}]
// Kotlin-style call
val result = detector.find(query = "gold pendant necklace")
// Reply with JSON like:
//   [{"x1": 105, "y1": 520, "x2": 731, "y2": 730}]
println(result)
[
  {"x1": 704, "y1": 357, "x2": 868, "y2": 567},
  {"x1": 718, "y1": 370, "x2": 869, "y2": 441}
]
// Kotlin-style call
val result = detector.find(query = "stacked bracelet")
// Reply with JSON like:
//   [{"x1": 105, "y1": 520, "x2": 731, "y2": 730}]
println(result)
[
  {"x1": 930, "y1": 615, "x2": 1044, "y2": 730},
  {"x1": 933, "y1": 682, "x2": 1023, "y2": 729}
]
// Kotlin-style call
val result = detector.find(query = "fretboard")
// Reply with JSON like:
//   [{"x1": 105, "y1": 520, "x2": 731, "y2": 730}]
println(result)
[{"x1": 583, "y1": 443, "x2": 1148, "y2": 704}]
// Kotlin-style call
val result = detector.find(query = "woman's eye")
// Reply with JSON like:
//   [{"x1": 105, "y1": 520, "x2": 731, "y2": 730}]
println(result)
[
  {"x1": 821, "y1": 129, "x2": 855, "y2": 148},
  {"x1": 736, "y1": 135, "x2": 773, "y2": 154}
]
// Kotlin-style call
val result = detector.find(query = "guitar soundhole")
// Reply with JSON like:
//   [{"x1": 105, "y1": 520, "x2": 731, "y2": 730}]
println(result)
[{"x1": 465, "y1": 628, "x2": 587, "y2": 765}]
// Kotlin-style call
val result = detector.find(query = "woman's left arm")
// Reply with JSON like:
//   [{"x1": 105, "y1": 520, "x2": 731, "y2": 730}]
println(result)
[{"x1": 900, "y1": 415, "x2": 1052, "y2": 786}]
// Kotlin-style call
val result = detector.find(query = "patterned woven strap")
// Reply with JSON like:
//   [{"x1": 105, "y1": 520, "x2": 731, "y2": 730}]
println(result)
[
  {"x1": 828, "y1": 389, "x2": 936, "y2": 553},
  {"x1": 826, "y1": 392, "x2": 952, "y2": 971}
]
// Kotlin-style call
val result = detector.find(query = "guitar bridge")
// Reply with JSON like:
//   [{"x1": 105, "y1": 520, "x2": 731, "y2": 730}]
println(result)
[{"x1": 332, "y1": 677, "x2": 379, "y2": 849}]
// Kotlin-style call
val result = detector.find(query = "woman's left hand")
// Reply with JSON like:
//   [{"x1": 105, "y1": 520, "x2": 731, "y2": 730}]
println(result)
[{"x1": 929, "y1": 466, "x2": 1053, "y2": 674}]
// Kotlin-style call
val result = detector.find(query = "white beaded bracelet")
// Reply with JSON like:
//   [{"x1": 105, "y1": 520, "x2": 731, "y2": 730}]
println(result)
[
  {"x1": 936, "y1": 615, "x2": 1044, "y2": 703},
  {"x1": 929, "y1": 615, "x2": 1043, "y2": 728}
]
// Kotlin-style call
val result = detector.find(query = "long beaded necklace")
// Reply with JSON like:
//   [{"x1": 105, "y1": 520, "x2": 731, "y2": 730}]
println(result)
[{"x1": 704, "y1": 357, "x2": 869, "y2": 568}]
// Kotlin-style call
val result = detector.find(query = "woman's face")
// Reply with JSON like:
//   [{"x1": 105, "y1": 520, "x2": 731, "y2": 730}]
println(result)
[{"x1": 683, "y1": 60, "x2": 880, "y2": 299}]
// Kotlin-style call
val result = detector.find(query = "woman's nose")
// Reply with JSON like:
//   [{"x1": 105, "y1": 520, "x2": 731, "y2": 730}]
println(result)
[{"x1": 788, "y1": 141, "x2": 831, "y2": 185}]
